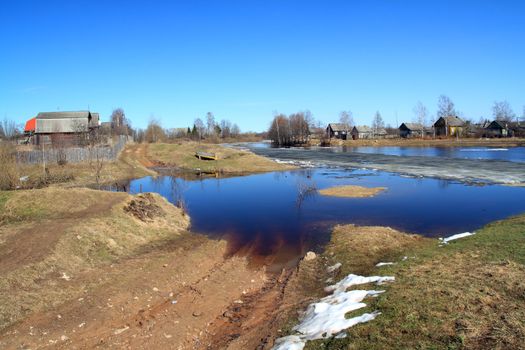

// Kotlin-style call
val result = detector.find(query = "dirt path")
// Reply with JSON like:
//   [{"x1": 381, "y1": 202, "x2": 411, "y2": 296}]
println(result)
[{"x1": 123, "y1": 143, "x2": 156, "y2": 168}]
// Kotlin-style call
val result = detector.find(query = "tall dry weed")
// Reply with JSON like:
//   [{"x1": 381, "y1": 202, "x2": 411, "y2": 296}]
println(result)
[{"x1": 0, "y1": 143, "x2": 19, "y2": 190}]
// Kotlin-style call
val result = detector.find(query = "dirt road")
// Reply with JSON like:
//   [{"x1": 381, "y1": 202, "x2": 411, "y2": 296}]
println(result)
[{"x1": 0, "y1": 188, "x2": 312, "y2": 350}]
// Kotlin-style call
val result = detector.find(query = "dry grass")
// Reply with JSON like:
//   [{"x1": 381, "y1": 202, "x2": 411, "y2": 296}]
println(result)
[
  {"x1": 0, "y1": 143, "x2": 20, "y2": 190},
  {"x1": 318, "y1": 185, "x2": 386, "y2": 198},
  {"x1": 297, "y1": 218, "x2": 525, "y2": 349},
  {"x1": 14, "y1": 144, "x2": 154, "y2": 189},
  {"x1": 0, "y1": 187, "x2": 189, "y2": 330},
  {"x1": 148, "y1": 142, "x2": 295, "y2": 173}
]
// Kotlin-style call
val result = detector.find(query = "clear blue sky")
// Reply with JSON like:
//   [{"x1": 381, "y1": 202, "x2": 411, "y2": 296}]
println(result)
[{"x1": 1, "y1": 0, "x2": 524, "y2": 132}]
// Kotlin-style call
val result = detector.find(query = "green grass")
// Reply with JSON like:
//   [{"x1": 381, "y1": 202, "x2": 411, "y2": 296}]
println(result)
[{"x1": 295, "y1": 216, "x2": 525, "y2": 349}]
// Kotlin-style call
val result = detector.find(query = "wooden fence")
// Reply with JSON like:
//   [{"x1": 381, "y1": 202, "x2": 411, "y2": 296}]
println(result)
[{"x1": 16, "y1": 136, "x2": 127, "y2": 164}]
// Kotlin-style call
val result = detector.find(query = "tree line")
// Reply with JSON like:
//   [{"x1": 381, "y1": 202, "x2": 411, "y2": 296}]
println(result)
[{"x1": 136, "y1": 112, "x2": 241, "y2": 143}]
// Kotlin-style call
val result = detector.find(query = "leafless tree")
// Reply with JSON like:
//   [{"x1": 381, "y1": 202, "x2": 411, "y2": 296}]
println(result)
[
  {"x1": 145, "y1": 118, "x2": 166, "y2": 143},
  {"x1": 205, "y1": 112, "x2": 215, "y2": 136},
  {"x1": 110, "y1": 108, "x2": 129, "y2": 135},
  {"x1": 371, "y1": 111, "x2": 384, "y2": 135},
  {"x1": 437, "y1": 95, "x2": 456, "y2": 118},
  {"x1": 220, "y1": 119, "x2": 232, "y2": 138},
  {"x1": 268, "y1": 112, "x2": 310, "y2": 146},
  {"x1": 231, "y1": 123, "x2": 240, "y2": 137},
  {"x1": 413, "y1": 102, "x2": 428, "y2": 137},
  {"x1": 492, "y1": 101, "x2": 515, "y2": 122},
  {"x1": 339, "y1": 110, "x2": 354, "y2": 129},
  {"x1": 2, "y1": 118, "x2": 19, "y2": 140},
  {"x1": 194, "y1": 118, "x2": 205, "y2": 139}
]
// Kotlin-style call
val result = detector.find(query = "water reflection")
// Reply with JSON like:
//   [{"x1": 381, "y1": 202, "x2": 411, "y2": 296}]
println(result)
[{"x1": 122, "y1": 167, "x2": 525, "y2": 268}]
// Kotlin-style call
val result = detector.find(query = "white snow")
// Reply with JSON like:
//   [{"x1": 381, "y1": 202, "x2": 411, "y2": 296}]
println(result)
[
  {"x1": 272, "y1": 273, "x2": 394, "y2": 350},
  {"x1": 375, "y1": 262, "x2": 395, "y2": 267},
  {"x1": 440, "y1": 232, "x2": 476, "y2": 244},
  {"x1": 327, "y1": 262, "x2": 342, "y2": 273}
]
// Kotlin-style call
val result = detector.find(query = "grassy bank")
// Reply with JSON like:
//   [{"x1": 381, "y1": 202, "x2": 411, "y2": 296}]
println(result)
[
  {"x1": 283, "y1": 218, "x2": 525, "y2": 349},
  {"x1": 0, "y1": 187, "x2": 189, "y2": 330},
  {"x1": 147, "y1": 142, "x2": 295, "y2": 173}
]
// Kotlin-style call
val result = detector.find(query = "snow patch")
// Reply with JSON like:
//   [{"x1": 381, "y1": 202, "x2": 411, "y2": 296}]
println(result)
[
  {"x1": 440, "y1": 232, "x2": 476, "y2": 244},
  {"x1": 272, "y1": 274, "x2": 394, "y2": 350},
  {"x1": 327, "y1": 262, "x2": 342, "y2": 273},
  {"x1": 375, "y1": 262, "x2": 395, "y2": 267}
]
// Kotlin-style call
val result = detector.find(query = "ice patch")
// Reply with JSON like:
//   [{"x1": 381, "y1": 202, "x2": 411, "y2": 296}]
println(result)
[
  {"x1": 272, "y1": 273, "x2": 394, "y2": 350},
  {"x1": 440, "y1": 232, "x2": 476, "y2": 244},
  {"x1": 375, "y1": 262, "x2": 395, "y2": 267},
  {"x1": 459, "y1": 148, "x2": 508, "y2": 152}
]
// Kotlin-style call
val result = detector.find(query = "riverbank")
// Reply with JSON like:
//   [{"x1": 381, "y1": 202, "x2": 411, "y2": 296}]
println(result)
[
  {"x1": 274, "y1": 216, "x2": 525, "y2": 349},
  {"x1": 321, "y1": 137, "x2": 525, "y2": 148}
]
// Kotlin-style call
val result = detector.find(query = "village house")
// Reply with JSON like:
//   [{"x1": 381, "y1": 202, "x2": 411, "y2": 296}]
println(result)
[
  {"x1": 351, "y1": 125, "x2": 373, "y2": 139},
  {"x1": 24, "y1": 111, "x2": 100, "y2": 146},
  {"x1": 433, "y1": 116, "x2": 465, "y2": 137},
  {"x1": 326, "y1": 123, "x2": 350, "y2": 140},
  {"x1": 485, "y1": 120, "x2": 509, "y2": 137},
  {"x1": 399, "y1": 123, "x2": 424, "y2": 138}
]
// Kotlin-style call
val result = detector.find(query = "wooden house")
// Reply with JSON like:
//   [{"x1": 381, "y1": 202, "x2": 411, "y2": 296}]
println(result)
[
  {"x1": 433, "y1": 116, "x2": 465, "y2": 137},
  {"x1": 326, "y1": 123, "x2": 350, "y2": 140},
  {"x1": 351, "y1": 126, "x2": 373, "y2": 139},
  {"x1": 399, "y1": 123, "x2": 424, "y2": 138},
  {"x1": 485, "y1": 120, "x2": 509, "y2": 137},
  {"x1": 24, "y1": 111, "x2": 100, "y2": 146}
]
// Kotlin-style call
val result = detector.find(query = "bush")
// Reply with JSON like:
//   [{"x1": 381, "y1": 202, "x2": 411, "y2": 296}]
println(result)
[{"x1": 0, "y1": 143, "x2": 19, "y2": 190}]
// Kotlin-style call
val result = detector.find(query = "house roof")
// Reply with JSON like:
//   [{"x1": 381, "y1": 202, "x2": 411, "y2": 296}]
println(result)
[
  {"x1": 488, "y1": 120, "x2": 508, "y2": 129},
  {"x1": 353, "y1": 125, "x2": 372, "y2": 133},
  {"x1": 400, "y1": 123, "x2": 424, "y2": 131},
  {"x1": 434, "y1": 116, "x2": 465, "y2": 127},
  {"x1": 36, "y1": 111, "x2": 93, "y2": 119},
  {"x1": 375, "y1": 128, "x2": 387, "y2": 135},
  {"x1": 327, "y1": 123, "x2": 349, "y2": 131}
]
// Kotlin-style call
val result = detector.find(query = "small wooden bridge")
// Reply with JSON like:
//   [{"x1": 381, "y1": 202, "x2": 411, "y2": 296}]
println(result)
[{"x1": 195, "y1": 151, "x2": 217, "y2": 160}]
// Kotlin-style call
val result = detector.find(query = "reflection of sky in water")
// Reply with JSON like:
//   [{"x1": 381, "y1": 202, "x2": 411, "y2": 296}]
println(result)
[{"x1": 129, "y1": 168, "x2": 525, "y2": 265}]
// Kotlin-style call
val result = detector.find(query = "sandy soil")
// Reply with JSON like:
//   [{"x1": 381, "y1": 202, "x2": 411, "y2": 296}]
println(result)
[{"x1": 318, "y1": 185, "x2": 386, "y2": 198}]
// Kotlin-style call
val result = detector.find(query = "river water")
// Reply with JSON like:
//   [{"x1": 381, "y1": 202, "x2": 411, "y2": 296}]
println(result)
[{"x1": 126, "y1": 145, "x2": 525, "y2": 267}]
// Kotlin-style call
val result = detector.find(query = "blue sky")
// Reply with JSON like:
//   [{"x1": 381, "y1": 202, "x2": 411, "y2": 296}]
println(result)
[{"x1": 1, "y1": 0, "x2": 524, "y2": 132}]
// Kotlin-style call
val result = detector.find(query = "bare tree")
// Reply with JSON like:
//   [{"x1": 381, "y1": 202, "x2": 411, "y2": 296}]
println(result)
[
  {"x1": 220, "y1": 119, "x2": 232, "y2": 138},
  {"x1": 413, "y1": 102, "x2": 428, "y2": 138},
  {"x1": 2, "y1": 118, "x2": 19, "y2": 140},
  {"x1": 231, "y1": 123, "x2": 240, "y2": 138},
  {"x1": 492, "y1": 101, "x2": 515, "y2": 122},
  {"x1": 521, "y1": 106, "x2": 525, "y2": 123},
  {"x1": 437, "y1": 95, "x2": 456, "y2": 118},
  {"x1": 110, "y1": 108, "x2": 129, "y2": 135},
  {"x1": 144, "y1": 118, "x2": 166, "y2": 143},
  {"x1": 268, "y1": 112, "x2": 309, "y2": 146},
  {"x1": 205, "y1": 112, "x2": 215, "y2": 136},
  {"x1": 371, "y1": 111, "x2": 384, "y2": 135},
  {"x1": 194, "y1": 118, "x2": 205, "y2": 139},
  {"x1": 339, "y1": 110, "x2": 354, "y2": 129}
]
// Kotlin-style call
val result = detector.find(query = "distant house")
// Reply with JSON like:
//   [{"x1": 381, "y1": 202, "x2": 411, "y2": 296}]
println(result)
[
  {"x1": 399, "y1": 123, "x2": 424, "y2": 138},
  {"x1": 326, "y1": 123, "x2": 350, "y2": 140},
  {"x1": 24, "y1": 111, "x2": 100, "y2": 146},
  {"x1": 373, "y1": 128, "x2": 388, "y2": 139},
  {"x1": 433, "y1": 116, "x2": 465, "y2": 137},
  {"x1": 485, "y1": 120, "x2": 509, "y2": 137},
  {"x1": 351, "y1": 126, "x2": 373, "y2": 139}
]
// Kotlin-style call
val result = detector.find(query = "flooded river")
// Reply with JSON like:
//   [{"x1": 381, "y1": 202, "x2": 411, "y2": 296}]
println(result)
[{"x1": 126, "y1": 144, "x2": 525, "y2": 267}]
